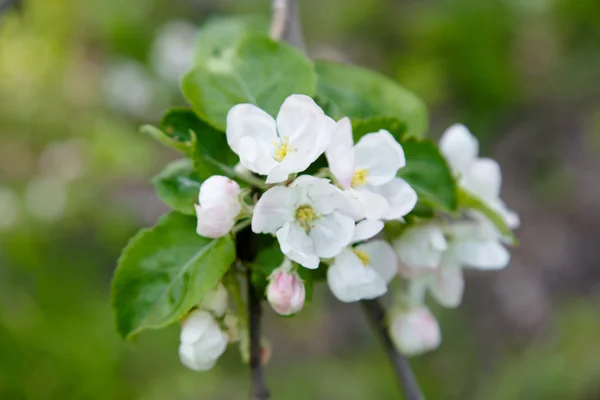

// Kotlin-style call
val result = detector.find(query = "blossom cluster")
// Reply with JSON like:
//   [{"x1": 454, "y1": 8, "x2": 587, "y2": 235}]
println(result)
[{"x1": 180, "y1": 94, "x2": 518, "y2": 370}]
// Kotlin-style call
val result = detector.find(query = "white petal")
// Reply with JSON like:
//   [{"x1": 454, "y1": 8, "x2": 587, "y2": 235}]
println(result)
[
  {"x1": 354, "y1": 187, "x2": 390, "y2": 220},
  {"x1": 226, "y1": 103, "x2": 277, "y2": 155},
  {"x1": 445, "y1": 218, "x2": 499, "y2": 241},
  {"x1": 357, "y1": 240, "x2": 398, "y2": 283},
  {"x1": 309, "y1": 211, "x2": 355, "y2": 258},
  {"x1": 461, "y1": 158, "x2": 501, "y2": 201},
  {"x1": 195, "y1": 204, "x2": 236, "y2": 238},
  {"x1": 390, "y1": 307, "x2": 441, "y2": 356},
  {"x1": 327, "y1": 249, "x2": 387, "y2": 302},
  {"x1": 453, "y1": 239, "x2": 510, "y2": 269},
  {"x1": 354, "y1": 130, "x2": 406, "y2": 186},
  {"x1": 179, "y1": 343, "x2": 217, "y2": 371},
  {"x1": 394, "y1": 225, "x2": 447, "y2": 270},
  {"x1": 275, "y1": 95, "x2": 333, "y2": 174},
  {"x1": 200, "y1": 283, "x2": 228, "y2": 317},
  {"x1": 276, "y1": 222, "x2": 320, "y2": 269},
  {"x1": 352, "y1": 219, "x2": 384, "y2": 243},
  {"x1": 238, "y1": 136, "x2": 279, "y2": 176},
  {"x1": 429, "y1": 256, "x2": 464, "y2": 308},
  {"x1": 375, "y1": 178, "x2": 418, "y2": 220},
  {"x1": 326, "y1": 117, "x2": 355, "y2": 189},
  {"x1": 252, "y1": 186, "x2": 298, "y2": 234},
  {"x1": 265, "y1": 162, "x2": 292, "y2": 184},
  {"x1": 439, "y1": 124, "x2": 478, "y2": 175},
  {"x1": 180, "y1": 309, "x2": 213, "y2": 344}
]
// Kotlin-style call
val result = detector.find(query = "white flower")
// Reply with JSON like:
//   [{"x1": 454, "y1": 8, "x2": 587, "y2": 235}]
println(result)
[
  {"x1": 327, "y1": 239, "x2": 398, "y2": 303},
  {"x1": 199, "y1": 283, "x2": 228, "y2": 317},
  {"x1": 195, "y1": 176, "x2": 242, "y2": 238},
  {"x1": 439, "y1": 124, "x2": 519, "y2": 229},
  {"x1": 394, "y1": 224, "x2": 448, "y2": 271},
  {"x1": 389, "y1": 306, "x2": 441, "y2": 356},
  {"x1": 266, "y1": 264, "x2": 305, "y2": 315},
  {"x1": 179, "y1": 309, "x2": 228, "y2": 371},
  {"x1": 400, "y1": 218, "x2": 510, "y2": 308},
  {"x1": 252, "y1": 175, "x2": 355, "y2": 269},
  {"x1": 226, "y1": 95, "x2": 335, "y2": 184},
  {"x1": 326, "y1": 117, "x2": 417, "y2": 221}
]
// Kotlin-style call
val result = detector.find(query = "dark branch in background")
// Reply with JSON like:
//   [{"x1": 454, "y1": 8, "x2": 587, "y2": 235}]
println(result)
[
  {"x1": 270, "y1": 0, "x2": 305, "y2": 50},
  {"x1": 246, "y1": 268, "x2": 270, "y2": 400},
  {"x1": 237, "y1": 217, "x2": 270, "y2": 400},
  {"x1": 361, "y1": 299, "x2": 424, "y2": 400}
]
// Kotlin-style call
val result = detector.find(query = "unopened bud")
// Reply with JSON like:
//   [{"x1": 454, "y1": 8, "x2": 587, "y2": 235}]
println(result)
[
  {"x1": 389, "y1": 306, "x2": 441, "y2": 356},
  {"x1": 266, "y1": 266, "x2": 305, "y2": 316},
  {"x1": 195, "y1": 175, "x2": 241, "y2": 238},
  {"x1": 179, "y1": 309, "x2": 228, "y2": 371},
  {"x1": 199, "y1": 282, "x2": 228, "y2": 317}
]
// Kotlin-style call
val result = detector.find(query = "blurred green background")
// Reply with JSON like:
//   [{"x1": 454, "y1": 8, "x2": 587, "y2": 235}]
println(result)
[{"x1": 1, "y1": 0, "x2": 600, "y2": 398}]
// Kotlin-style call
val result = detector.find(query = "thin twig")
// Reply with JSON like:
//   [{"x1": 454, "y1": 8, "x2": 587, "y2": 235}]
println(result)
[
  {"x1": 270, "y1": 0, "x2": 305, "y2": 50},
  {"x1": 247, "y1": 268, "x2": 270, "y2": 400},
  {"x1": 361, "y1": 299, "x2": 424, "y2": 400}
]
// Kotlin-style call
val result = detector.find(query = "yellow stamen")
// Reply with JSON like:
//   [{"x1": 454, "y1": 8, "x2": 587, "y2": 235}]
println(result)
[
  {"x1": 353, "y1": 249, "x2": 371, "y2": 266},
  {"x1": 274, "y1": 136, "x2": 292, "y2": 162},
  {"x1": 295, "y1": 204, "x2": 318, "y2": 231},
  {"x1": 351, "y1": 168, "x2": 369, "y2": 187}
]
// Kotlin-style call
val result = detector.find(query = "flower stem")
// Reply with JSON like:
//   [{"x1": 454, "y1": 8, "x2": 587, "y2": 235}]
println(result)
[
  {"x1": 232, "y1": 218, "x2": 252, "y2": 234},
  {"x1": 360, "y1": 299, "x2": 423, "y2": 400},
  {"x1": 224, "y1": 269, "x2": 249, "y2": 331},
  {"x1": 247, "y1": 268, "x2": 270, "y2": 400}
]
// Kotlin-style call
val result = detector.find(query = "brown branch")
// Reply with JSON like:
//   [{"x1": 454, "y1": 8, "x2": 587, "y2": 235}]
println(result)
[
  {"x1": 247, "y1": 268, "x2": 270, "y2": 400},
  {"x1": 270, "y1": 0, "x2": 305, "y2": 50},
  {"x1": 361, "y1": 299, "x2": 424, "y2": 400}
]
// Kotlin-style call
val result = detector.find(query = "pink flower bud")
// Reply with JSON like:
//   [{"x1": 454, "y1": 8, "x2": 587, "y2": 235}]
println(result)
[
  {"x1": 195, "y1": 176, "x2": 241, "y2": 238},
  {"x1": 389, "y1": 306, "x2": 441, "y2": 356},
  {"x1": 266, "y1": 267, "x2": 305, "y2": 316}
]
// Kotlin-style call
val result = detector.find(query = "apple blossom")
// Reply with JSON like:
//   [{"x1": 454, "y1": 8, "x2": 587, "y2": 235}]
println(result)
[
  {"x1": 195, "y1": 175, "x2": 242, "y2": 238},
  {"x1": 439, "y1": 124, "x2": 519, "y2": 229},
  {"x1": 327, "y1": 239, "x2": 398, "y2": 302},
  {"x1": 266, "y1": 264, "x2": 305, "y2": 315},
  {"x1": 251, "y1": 175, "x2": 356, "y2": 269},
  {"x1": 389, "y1": 306, "x2": 441, "y2": 356},
  {"x1": 226, "y1": 94, "x2": 335, "y2": 184},
  {"x1": 325, "y1": 117, "x2": 417, "y2": 221},
  {"x1": 397, "y1": 217, "x2": 511, "y2": 308},
  {"x1": 179, "y1": 309, "x2": 228, "y2": 371},
  {"x1": 199, "y1": 283, "x2": 228, "y2": 317},
  {"x1": 394, "y1": 224, "x2": 448, "y2": 271}
]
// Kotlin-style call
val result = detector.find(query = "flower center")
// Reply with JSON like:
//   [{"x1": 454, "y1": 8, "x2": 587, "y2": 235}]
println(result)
[
  {"x1": 353, "y1": 249, "x2": 371, "y2": 266},
  {"x1": 351, "y1": 168, "x2": 369, "y2": 187},
  {"x1": 273, "y1": 136, "x2": 293, "y2": 162},
  {"x1": 295, "y1": 204, "x2": 318, "y2": 232}
]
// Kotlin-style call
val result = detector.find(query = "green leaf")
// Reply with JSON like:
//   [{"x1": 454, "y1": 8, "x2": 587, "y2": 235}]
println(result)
[
  {"x1": 194, "y1": 15, "x2": 269, "y2": 63},
  {"x1": 140, "y1": 124, "x2": 191, "y2": 154},
  {"x1": 315, "y1": 60, "x2": 428, "y2": 138},
  {"x1": 182, "y1": 35, "x2": 317, "y2": 130},
  {"x1": 351, "y1": 116, "x2": 407, "y2": 143},
  {"x1": 152, "y1": 159, "x2": 200, "y2": 215},
  {"x1": 111, "y1": 212, "x2": 236, "y2": 340},
  {"x1": 160, "y1": 108, "x2": 238, "y2": 180},
  {"x1": 457, "y1": 188, "x2": 517, "y2": 245},
  {"x1": 398, "y1": 139, "x2": 458, "y2": 212}
]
